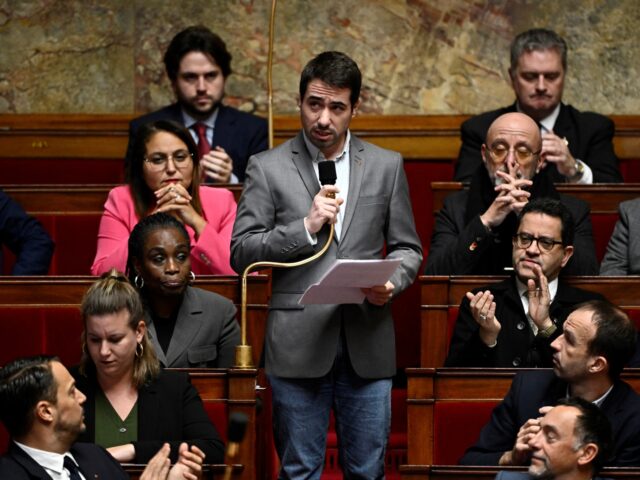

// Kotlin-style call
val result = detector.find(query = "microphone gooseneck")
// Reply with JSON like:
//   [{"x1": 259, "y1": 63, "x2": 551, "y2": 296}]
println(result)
[{"x1": 235, "y1": 160, "x2": 338, "y2": 368}]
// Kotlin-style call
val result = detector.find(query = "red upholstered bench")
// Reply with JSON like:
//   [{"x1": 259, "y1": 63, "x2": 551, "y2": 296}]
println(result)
[
  {"x1": 1, "y1": 214, "x2": 101, "y2": 276},
  {"x1": 433, "y1": 401, "x2": 498, "y2": 465},
  {"x1": 0, "y1": 307, "x2": 83, "y2": 366}
]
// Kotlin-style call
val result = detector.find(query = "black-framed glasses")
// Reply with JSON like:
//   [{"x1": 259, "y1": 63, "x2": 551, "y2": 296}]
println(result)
[
  {"x1": 144, "y1": 149, "x2": 193, "y2": 169},
  {"x1": 487, "y1": 144, "x2": 540, "y2": 164},
  {"x1": 513, "y1": 233, "x2": 563, "y2": 252}
]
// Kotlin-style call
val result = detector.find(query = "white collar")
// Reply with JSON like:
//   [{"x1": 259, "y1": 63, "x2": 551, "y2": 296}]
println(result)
[
  {"x1": 14, "y1": 440, "x2": 80, "y2": 478},
  {"x1": 516, "y1": 102, "x2": 561, "y2": 133}
]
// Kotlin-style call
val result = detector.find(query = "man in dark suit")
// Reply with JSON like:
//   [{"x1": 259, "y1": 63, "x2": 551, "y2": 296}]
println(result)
[
  {"x1": 460, "y1": 300, "x2": 640, "y2": 467},
  {"x1": 126, "y1": 25, "x2": 267, "y2": 183},
  {"x1": 445, "y1": 198, "x2": 603, "y2": 368},
  {"x1": 231, "y1": 51, "x2": 422, "y2": 479},
  {"x1": 495, "y1": 398, "x2": 613, "y2": 480},
  {"x1": 425, "y1": 112, "x2": 598, "y2": 276},
  {"x1": 0, "y1": 190, "x2": 54, "y2": 275},
  {"x1": 0, "y1": 355, "x2": 204, "y2": 479},
  {"x1": 454, "y1": 28, "x2": 621, "y2": 184}
]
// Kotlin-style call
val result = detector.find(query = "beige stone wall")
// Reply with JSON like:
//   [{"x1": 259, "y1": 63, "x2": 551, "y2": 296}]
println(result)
[{"x1": 1, "y1": 0, "x2": 638, "y2": 115}]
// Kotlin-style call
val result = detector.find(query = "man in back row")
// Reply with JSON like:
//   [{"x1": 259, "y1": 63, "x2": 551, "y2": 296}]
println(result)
[
  {"x1": 126, "y1": 25, "x2": 268, "y2": 183},
  {"x1": 455, "y1": 28, "x2": 621, "y2": 184},
  {"x1": 0, "y1": 355, "x2": 204, "y2": 479},
  {"x1": 425, "y1": 112, "x2": 598, "y2": 276}
]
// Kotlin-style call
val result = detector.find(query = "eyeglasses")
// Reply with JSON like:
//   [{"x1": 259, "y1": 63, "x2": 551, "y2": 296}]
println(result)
[
  {"x1": 487, "y1": 144, "x2": 540, "y2": 164},
  {"x1": 144, "y1": 150, "x2": 192, "y2": 169},
  {"x1": 513, "y1": 233, "x2": 563, "y2": 252}
]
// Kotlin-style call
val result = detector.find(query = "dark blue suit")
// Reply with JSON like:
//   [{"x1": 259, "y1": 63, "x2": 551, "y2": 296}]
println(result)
[
  {"x1": 461, "y1": 370, "x2": 640, "y2": 467},
  {"x1": 126, "y1": 103, "x2": 268, "y2": 182},
  {"x1": 0, "y1": 191, "x2": 54, "y2": 275},
  {"x1": 0, "y1": 441, "x2": 128, "y2": 479}
]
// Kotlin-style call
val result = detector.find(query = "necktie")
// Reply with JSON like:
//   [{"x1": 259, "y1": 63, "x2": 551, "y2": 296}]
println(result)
[
  {"x1": 193, "y1": 122, "x2": 211, "y2": 159},
  {"x1": 63, "y1": 455, "x2": 83, "y2": 480}
]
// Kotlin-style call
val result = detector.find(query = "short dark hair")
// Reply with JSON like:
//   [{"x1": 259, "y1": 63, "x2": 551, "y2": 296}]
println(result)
[
  {"x1": 0, "y1": 355, "x2": 58, "y2": 438},
  {"x1": 577, "y1": 299, "x2": 637, "y2": 380},
  {"x1": 510, "y1": 28, "x2": 568, "y2": 72},
  {"x1": 299, "y1": 51, "x2": 361, "y2": 107},
  {"x1": 557, "y1": 397, "x2": 612, "y2": 473},
  {"x1": 164, "y1": 25, "x2": 232, "y2": 81},
  {"x1": 125, "y1": 119, "x2": 203, "y2": 220},
  {"x1": 518, "y1": 197, "x2": 575, "y2": 246},
  {"x1": 127, "y1": 212, "x2": 191, "y2": 283}
]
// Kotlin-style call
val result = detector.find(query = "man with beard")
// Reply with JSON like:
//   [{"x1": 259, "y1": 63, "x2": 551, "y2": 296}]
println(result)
[
  {"x1": 231, "y1": 51, "x2": 422, "y2": 479},
  {"x1": 495, "y1": 398, "x2": 613, "y2": 480},
  {"x1": 460, "y1": 300, "x2": 640, "y2": 467},
  {"x1": 425, "y1": 112, "x2": 598, "y2": 276},
  {"x1": 445, "y1": 198, "x2": 603, "y2": 368},
  {"x1": 0, "y1": 355, "x2": 204, "y2": 479},
  {"x1": 126, "y1": 25, "x2": 267, "y2": 183},
  {"x1": 454, "y1": 28, "x2": 621, "y2": 184}
]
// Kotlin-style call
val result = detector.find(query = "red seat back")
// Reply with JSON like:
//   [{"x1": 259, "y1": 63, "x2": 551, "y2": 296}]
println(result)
[{"x1": 433, "y1": 401, "x2": 498, "y2": 465}]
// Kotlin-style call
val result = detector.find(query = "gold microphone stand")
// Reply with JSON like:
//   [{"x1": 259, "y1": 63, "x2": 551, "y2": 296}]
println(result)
[{"x1": 235, "y1": 222, "x2": 334, "y2": 368}]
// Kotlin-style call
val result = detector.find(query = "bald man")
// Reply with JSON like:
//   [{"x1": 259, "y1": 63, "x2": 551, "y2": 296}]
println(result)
[{"x1": 425, "y1": 112, "x2": 598, "y2": 276}]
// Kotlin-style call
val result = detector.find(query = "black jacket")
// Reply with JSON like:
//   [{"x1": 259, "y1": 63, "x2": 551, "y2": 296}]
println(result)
[
  {"x1": 445, "y1": 277, "x2": 604, "y2": 368},
  {"x1": 72, "y1": 367, "x2": 224, "y2": 463},
  {"x1": 0, "y1": 441, "x2": 128, "y2": 479},
  {"x1": 461, "y1": 370, "x2": 640, "y2": 466}
]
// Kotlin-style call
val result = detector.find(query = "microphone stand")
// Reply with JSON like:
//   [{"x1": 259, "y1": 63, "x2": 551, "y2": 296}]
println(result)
[{"x1": 235, "y1": 222, "x2": 334, "y2": 368}]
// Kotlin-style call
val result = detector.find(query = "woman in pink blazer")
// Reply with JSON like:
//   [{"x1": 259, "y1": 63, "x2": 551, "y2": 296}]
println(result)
[{"x1": 91, "y1": 120, "x2": 236, "y2": 275}]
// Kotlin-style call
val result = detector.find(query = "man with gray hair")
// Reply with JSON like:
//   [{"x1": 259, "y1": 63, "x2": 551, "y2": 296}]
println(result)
[{"x1": 455, "y1": 28, "x2": 621, "y2": 184}]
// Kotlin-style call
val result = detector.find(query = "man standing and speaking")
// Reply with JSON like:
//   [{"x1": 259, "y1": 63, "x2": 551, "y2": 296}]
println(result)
[{"x1": 231, "y1": 51, "x2": 422, "y2": 479}]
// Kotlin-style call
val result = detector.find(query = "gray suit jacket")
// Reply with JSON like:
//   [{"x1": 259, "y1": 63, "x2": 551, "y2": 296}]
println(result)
[
  {"x1": 144, "y1": 286, "x2": 241, "y2": 368},
  {"x1": 231, "y1": 132, "x2": 422, "y2": 379},
  {"x1": 600, "y1": 197, "x2": 640, "y2": 275}
]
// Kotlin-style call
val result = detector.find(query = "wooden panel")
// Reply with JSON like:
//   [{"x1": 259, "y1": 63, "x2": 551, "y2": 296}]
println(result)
[
  {"x1": 1, "y1": 113, "x2": 638, "y2": 162},
  {"x1": 431, "y1": 182, "x2": 640, "y2": 215},
  {"x1": 1, "y1": 184, "x2": 244, "y2": 213}
]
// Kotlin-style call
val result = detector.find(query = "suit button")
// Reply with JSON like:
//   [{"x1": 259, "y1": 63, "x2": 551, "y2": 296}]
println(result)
[
  {"x1": 512, "y1": 357, "x2": 521, "y2": 367},
  {"x1": 516, "y1": 322, "x2": 526, "y2": 330}
]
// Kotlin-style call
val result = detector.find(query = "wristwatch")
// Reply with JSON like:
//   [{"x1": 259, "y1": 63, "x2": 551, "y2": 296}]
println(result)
[
  {"x1": 568, "y1": 159, "x2": 585, "y2": 181},
  {"x1": 538, "y1": 322, "x2": 558, "y2": 338}
]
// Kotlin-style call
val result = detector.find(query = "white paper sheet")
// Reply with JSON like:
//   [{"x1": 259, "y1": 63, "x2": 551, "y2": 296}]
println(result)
[{"x1": 299, "y1": 258, "x2": 402, "y2": 305}]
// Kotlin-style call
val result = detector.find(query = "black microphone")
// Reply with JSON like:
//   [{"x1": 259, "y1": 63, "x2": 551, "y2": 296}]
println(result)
[
  {"x1": 222, "y1": 412, "x2": 249, "y2": 480},
  {"x1": 318, "y1": 160, "x2": 337, "y2": 199}
]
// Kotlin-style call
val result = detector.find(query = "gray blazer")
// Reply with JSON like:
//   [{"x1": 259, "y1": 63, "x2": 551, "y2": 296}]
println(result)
[
  {"x1": 231, "y1": 132, "x2": 423, "y2": 379},
  {"x1": 600, "y1": 198, "x2": 640, "y2": 275},
  {"x1": 144, "y1": 286, "x2": 241, "y2": 368}
]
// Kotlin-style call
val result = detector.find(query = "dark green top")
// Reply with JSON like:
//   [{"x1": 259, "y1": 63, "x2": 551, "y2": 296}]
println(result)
[{"x1": 94, "y1": 389, "x2": 138, "y2": 448}]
